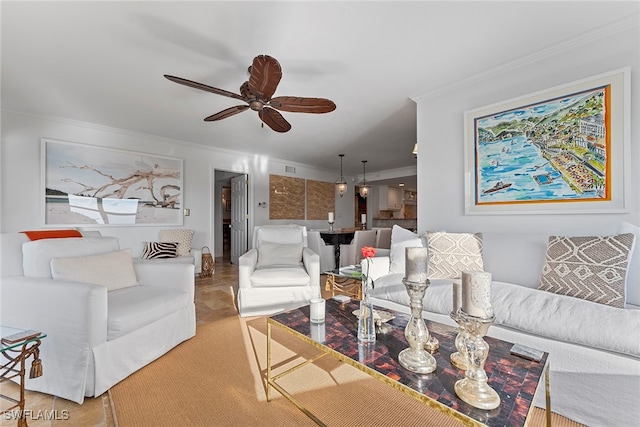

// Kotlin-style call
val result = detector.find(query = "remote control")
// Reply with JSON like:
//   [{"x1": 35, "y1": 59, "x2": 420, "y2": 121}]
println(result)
[{"x1": 1, "y1": 329, "x2": 41, "y2": 344}]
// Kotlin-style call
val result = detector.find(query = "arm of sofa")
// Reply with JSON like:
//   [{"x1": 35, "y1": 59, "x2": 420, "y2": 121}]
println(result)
[
  {"x1": 0, "y1": 276, "x2": 108, "y2": 403},
  {"x1": 133, "y1": 262, "x2": 195, "y2": 302},
  {"x1": 238, "y1": 248, "x2": 257, "y2": 290},
  {"x1": 303, "y1": 247, "x2": 320, "y2": 289},
  {"x1": 362, "y1": 256, "x2": 391, "y2": 281}
]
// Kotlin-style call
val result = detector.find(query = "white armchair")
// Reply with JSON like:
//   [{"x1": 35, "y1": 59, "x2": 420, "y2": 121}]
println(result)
[
  {"x1": 238, "y1": 225, "x2": 320, "y2": 317},
  {"x1": 307, "y1": 230, "x2": 336, "y2": 272}
]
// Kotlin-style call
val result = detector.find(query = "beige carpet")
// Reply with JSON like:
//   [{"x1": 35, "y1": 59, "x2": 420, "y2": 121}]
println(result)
[{"x1": 109, "y1": 314, "x2": 584, "y2": 427}]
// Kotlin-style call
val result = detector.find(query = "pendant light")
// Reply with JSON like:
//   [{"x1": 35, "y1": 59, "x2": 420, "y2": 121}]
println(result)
[
  {"x1": 358, "y1": 160, "x2": 370, "y2": 198},
  {"x1": 335, "y1": 154, "x2": 347, "y2": 197}
]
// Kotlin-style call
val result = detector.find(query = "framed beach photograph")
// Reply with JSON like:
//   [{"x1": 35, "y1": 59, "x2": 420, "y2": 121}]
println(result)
[
  {"x1": 464, "y1": 68, "x2": 630, "y2": 215},
  {"x1": 42, "y1": 139, "x2": 184, "y2": 226}
]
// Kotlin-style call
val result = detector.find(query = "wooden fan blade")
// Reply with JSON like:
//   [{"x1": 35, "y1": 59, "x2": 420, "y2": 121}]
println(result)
[
  {"x1": 259, "y1": 107, "x2": 291, "y2": 133},
  {"x1": 239, "y1": 81, "x2": 257, "y2": 99},
  {"x1": 204, "y1": 105, "x2": 250, "y2": 121},
  {"x1": 248, "y1": 55, "x2": 282, "y2": 101},
  {"x1": 164, "y1": 75, "x2": 247, "y2": 102},
  {"x1": 269, "y1": 96, "x2": 336, "y2": 114}
]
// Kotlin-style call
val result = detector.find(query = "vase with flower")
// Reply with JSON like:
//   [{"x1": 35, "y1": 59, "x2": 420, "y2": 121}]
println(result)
[{"x1": 353, "y1": 246, "x2": 377, "y2": 343}]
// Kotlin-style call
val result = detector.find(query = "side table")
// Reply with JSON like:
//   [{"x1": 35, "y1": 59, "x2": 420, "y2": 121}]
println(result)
[
  {"x1": 1, "y1": 327, "x2": 46, "y2": 427},
  {"x1": 324, "y1": 266, "x2": 363, "y2": 300}
]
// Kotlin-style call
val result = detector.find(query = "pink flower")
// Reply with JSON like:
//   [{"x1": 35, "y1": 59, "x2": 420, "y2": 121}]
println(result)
[{"x1": 361, "y1": 246, "x2": 376, "y2": 259}]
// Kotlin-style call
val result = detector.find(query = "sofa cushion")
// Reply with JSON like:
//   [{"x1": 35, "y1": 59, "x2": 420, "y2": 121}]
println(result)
[
  {"x1": 389, "y1": 238, "x2": 424, "y2": 275},
  {"x1": 22, "y1": 237, "x2": 120, "y2": 278},
  {"x1": 51, "y1": 249, "x2": 138, "y2": 292},
  {"x1": 107, "y1": 285, "x2": 188, "y2": 340},
  {"x1": 141, "y1": 242, "x2": 179, "y2": 259},
  {"x1": 250, "y1": 266, "x2": 310, "y2": 287},
  {"x1": 159, "y1": 229, "x2": 194, "y2": 257},
  {"x1": 257, "y1": 241, "x2": 303, "y2": 268},
  {"x1": 426, "y1": 231, "x2": 484, "y2": 279},
  {"x1": 538, "y1": 233, "x2": 635, "y2": 308}
]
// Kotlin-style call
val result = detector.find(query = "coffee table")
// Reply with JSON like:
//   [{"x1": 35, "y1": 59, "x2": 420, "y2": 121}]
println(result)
[{"x1": 266, "y1": 299, "x2": 550, "y2": 427}]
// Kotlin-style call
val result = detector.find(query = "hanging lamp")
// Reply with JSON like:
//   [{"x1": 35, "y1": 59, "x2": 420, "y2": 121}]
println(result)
[
  {"x1": 335, "y1": 154, "x2": 348, "y2": 197},
  {"x1": 358, "y1": 160, "x2": 370, "y2": 198}
]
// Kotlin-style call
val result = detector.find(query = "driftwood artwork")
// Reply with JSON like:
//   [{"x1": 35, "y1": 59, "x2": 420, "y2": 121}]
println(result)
[{"x1": 43, "y1": 139, "x2": 183, "y2": 225}]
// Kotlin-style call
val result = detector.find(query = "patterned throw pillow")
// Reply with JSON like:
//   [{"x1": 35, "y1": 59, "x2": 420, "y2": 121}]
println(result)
[
  {"x1": 538, "y1": 234, "x2": 635, "y2": 308},
  {"x1": 426, "y1": 231, "x2": 484, "y2": 279},
  {"x1": 159, "y1": 229, "x2": 194, "y2": 257},
  {"x1": 141, "y1": 242, "x2": 179, "y2": 259}
]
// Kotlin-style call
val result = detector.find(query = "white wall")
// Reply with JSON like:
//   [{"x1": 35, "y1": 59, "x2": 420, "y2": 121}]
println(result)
[
  {"x1": 0, "y1": 111, "x2": 355, "y2": 257},
  {"x1": 413, "y1": 23, "x2": 640, "y2": 237}
]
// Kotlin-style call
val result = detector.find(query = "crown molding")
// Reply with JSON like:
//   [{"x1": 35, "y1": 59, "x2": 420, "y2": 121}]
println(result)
[{"x1": 410, "y1": 13, "x2": 640, "y2": 102}]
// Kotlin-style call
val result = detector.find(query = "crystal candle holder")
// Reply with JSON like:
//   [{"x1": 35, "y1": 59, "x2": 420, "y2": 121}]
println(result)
[
  {"x1": 398, "y1": 278, "x2": 437, "y2": 374},
  {"x1": 328, "y1": 221, "x2": 334, "y2": 232},
  {"x1": 454, "y1": 310, "x2": 500, "y2": 410},
  {"x1": 449, "y1": 310, "x2": 468, "y2": 370}
]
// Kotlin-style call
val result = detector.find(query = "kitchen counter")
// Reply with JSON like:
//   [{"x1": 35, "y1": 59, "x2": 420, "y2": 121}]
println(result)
[{"x1": 372, "y1": 219, "x2": 417, "y2": 231}]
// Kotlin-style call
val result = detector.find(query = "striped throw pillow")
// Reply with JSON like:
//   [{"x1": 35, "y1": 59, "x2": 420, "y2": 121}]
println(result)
[{"x1": 141, "y1": 242, "x2": 179, "y2": 259}]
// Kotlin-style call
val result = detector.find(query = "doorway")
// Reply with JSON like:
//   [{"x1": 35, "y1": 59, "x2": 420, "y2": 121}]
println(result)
[{"x1": 214, "y1": 170, "x2": 248, "y2": 264}]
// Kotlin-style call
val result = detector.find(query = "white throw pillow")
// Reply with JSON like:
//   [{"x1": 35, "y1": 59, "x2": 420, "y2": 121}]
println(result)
[
  {"x1": 426, "y1": 231, "x2": 484, "y2": 279},
  {"x1": 390, "y1": 225, "x2": 418, "y2": 246},
  {"x1": 256, "y1": 241, "x2": 303, "y2": 268},
  {"x1": 23, "y1": 237, "x2": 120, "y2": 278},
  {"x1": 389, "y1": 238, "x2": 424, "y2": 275},
  {"x1": 50, "y1": 248, "x2": 138, "y2": 292},
  {"x1": 159, "y1": 229, "x2": 194, "y2": 257},
  {"x1": 538, "y1": 234, "x2": 635, "y2": 308}
]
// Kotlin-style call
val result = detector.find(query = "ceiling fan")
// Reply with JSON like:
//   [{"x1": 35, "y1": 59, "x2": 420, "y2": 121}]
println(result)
[{"x1": 164, "y1": 55, "x2": 336, "y2": 133}]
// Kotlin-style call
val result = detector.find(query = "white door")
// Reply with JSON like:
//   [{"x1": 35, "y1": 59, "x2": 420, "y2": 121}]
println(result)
[{"x1": 230, "y1": 174, "x2": 248, "y2": 264}]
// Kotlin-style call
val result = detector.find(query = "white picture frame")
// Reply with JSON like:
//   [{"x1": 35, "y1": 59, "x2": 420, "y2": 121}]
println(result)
[
  {"x1": 464, "y1": 67, "x2": 630, "y2": 215},
  {"x1": 42, "y1": 139, "x2": 184, "y2": 226}
]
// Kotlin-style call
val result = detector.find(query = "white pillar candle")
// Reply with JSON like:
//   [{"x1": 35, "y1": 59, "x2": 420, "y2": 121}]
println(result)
[
  {"x1": 405, "y1": 247, "x2": 429, "y2": 283},
  {"x1": 452, "y1": 279, "x2": 462, "y2": 313},
  {"x1": 361, "y1": 213, "x2": 366, "y2": 223},
  {"x1": 461, "y1": 271, "x2": 493, "y2": 318},
  {"x1": 310, "y1": 298, "x2": 326, "y2": 323},
  {"x1": 328, "y1": 212, "x2": 334, "y2": 223}
]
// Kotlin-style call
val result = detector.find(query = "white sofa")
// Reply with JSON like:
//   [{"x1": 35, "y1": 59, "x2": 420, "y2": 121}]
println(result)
[
  {"x1": 0, "y1": 232, "x2": 196, "y2": 404},
  {"x1": 238, "y1": 225, "x2": 320, "y2": 317},
  {"x1": 365, "y1": 224, "x2": 640, "y2": 427}
]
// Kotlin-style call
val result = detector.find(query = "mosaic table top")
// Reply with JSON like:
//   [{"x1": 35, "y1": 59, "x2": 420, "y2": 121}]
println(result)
[{"x1": 269, "y1": 298, "x2": 548, "y2": 427}]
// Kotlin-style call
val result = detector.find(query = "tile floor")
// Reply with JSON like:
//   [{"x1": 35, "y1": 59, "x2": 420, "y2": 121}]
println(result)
[{"x1": 0, "y1": 257, "x2": 239, "y2": 427}]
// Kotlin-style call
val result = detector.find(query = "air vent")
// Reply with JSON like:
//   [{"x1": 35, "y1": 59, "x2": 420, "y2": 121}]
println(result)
[{"x1": 285, "y1": 165, "x2": 296, "y2": 173}]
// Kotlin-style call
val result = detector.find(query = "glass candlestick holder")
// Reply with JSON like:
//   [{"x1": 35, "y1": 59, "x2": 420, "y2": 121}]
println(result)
[
  {"x1": 328, "y1": 221, "x2": 334, "y2": 232},
  {"x1": 449, "y1": 310, "x2": 468, "y2": 370},
  {"x1": 454, "y1": 310, "x2": 500, "y2": 410},
  {"x1": 398, "y1": 278, "x2": 437, "y2": 374}
]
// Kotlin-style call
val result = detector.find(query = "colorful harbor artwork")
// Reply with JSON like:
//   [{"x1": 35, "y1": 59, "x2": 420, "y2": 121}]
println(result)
[{"x1": 473, "y1": 85, "x2": 610, "y2": 205}]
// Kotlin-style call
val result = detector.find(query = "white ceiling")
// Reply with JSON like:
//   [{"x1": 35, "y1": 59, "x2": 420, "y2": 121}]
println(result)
[{"x1": 2, "y1": 1, "x2": 638, "y2": 177}]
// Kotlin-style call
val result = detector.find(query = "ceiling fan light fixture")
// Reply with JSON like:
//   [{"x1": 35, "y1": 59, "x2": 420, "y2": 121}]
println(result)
[
  {"x1": 335, "y1": 154, "x2": 348, "y2": 197},
  {"x1": 358, "y1": 160, "x2": 370, "y2": 198}
]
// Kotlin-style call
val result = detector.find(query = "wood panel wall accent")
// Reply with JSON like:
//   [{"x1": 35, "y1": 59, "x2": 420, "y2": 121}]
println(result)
[
  {"x1": 269, "y1": 175, "x2": 305, "y2": 219},
  {"x1": 306, "y1": 180, "x2": 335, "y2": 220}
]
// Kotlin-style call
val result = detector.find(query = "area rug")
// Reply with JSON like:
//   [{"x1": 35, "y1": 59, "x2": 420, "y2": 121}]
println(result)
[{"x1": 109, "y1": 313, "x2": 583, "y2": 427}]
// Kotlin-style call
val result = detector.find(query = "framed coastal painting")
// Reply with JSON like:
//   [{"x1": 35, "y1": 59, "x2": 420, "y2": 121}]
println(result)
[
  {"x1": 464, "y1": 68, "x2": 630, "y2": 215},
  {"x1": 42, "y1": 139, "x2": 184, "y2": 226}
]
